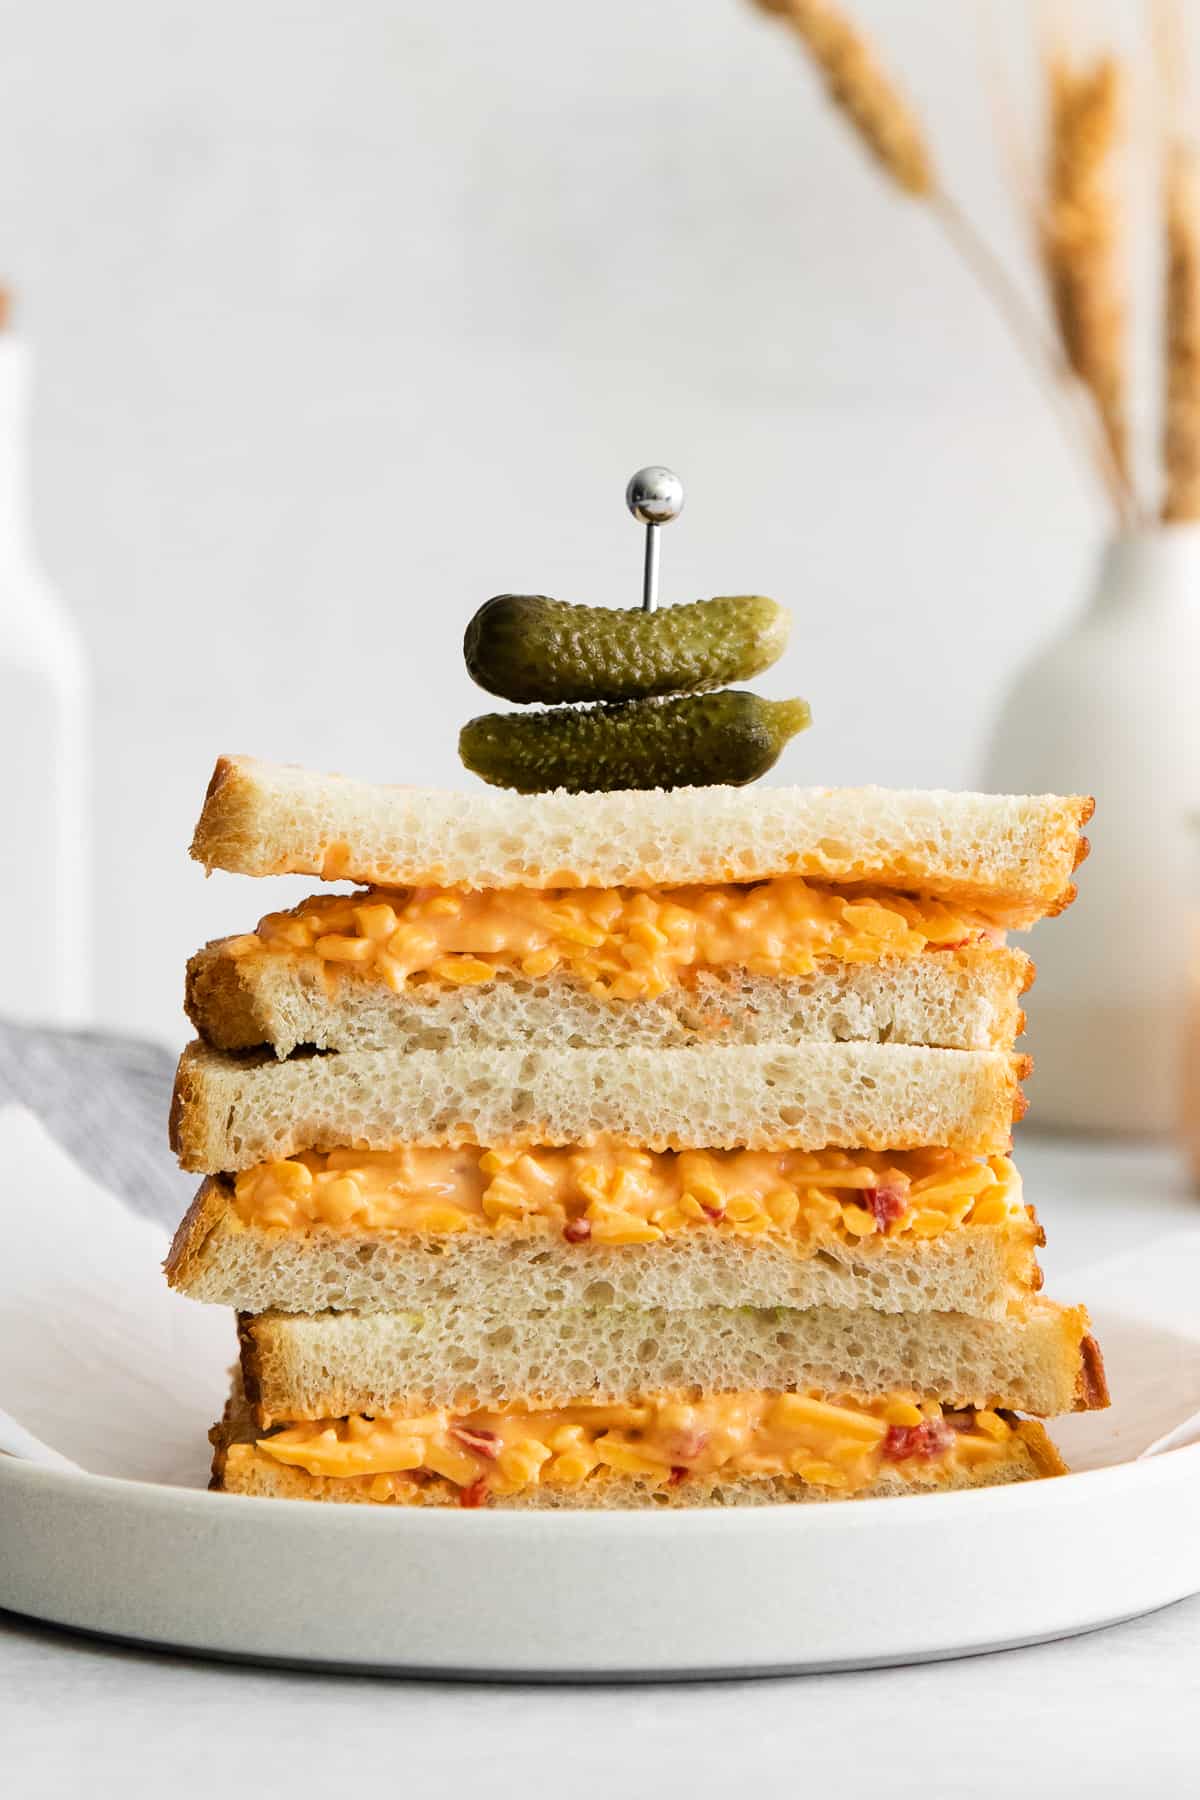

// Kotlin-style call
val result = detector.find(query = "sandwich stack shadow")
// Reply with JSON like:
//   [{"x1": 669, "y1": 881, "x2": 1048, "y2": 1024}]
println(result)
[{"x1": 167, "y1": 755, "x2": 1108, "y2": 1507}]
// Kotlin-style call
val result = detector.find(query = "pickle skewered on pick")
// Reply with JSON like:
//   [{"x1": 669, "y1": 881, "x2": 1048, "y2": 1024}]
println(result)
[
  {"x1": 464, "y1": 593, "x2": 790, "y2": 705},
  {"x1": 459, "y1": 691, "x2": 811, "y2": 794}
]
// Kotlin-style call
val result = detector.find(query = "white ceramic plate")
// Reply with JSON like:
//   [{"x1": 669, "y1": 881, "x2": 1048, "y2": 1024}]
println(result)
[{"x1": 2, "y1": 1442, "x2": 1199, "y2": 1677}]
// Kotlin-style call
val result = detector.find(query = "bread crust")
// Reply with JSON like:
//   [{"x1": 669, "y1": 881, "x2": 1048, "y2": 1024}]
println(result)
[
  {"x1": 190, "y1": 756, "x2": 1093, "y2": 926},
  {"x1": 185, "y1": 938, "x2": 1034, "y2": 1059},
  {"x1": 170, "y1": 1038, "x2": 1030, "y2": 1172},
  {"x1": 185, "y1": 946, "x2": 269, "y2": 1055},
  {"x1": 1079, "y1": 1332, "x2": 1110, "y2": 1409},
  {"x1": 163, "y1": 1177, "x2": 229, "y2": 1293}
]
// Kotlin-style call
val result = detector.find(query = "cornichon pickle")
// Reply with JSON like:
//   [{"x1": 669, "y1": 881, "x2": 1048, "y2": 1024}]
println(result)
[
  {"x1": 459, "y1": 690, "x2": 811, "y2": 794},
  {"x1": 463, "y1": 593, "x2": 790, "y2": 704}
]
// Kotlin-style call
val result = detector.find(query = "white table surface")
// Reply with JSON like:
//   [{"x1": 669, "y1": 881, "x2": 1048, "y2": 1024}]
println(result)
[{"x1": 4, "y1": 1130, "x2": 1199, "y2": 1800}]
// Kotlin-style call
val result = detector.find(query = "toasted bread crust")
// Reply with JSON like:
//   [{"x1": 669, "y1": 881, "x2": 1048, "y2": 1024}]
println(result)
[
  {"x1": 185, "y1": 947, "x2": 269, "y2": 1056},
  {"x1": 163, "y1": 1176, "x2": 228, "y2": 1292},
  {"x1": 1079, "y1": 1332, "x2": 1110, "y2": 1410},
  {"x1": 237, "y1": 1315, "x2": 265, "y2": 1419}
]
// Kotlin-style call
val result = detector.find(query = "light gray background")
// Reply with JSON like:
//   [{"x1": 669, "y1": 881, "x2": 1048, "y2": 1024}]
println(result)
[{"x1": 0, "y1": 0, "x2": 1164, "y2": 1041}]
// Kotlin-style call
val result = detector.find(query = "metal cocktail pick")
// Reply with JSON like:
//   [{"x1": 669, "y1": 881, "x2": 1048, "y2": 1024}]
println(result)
[{"x1": 625, "y1": 465, "x2": 684, "y2": 612}]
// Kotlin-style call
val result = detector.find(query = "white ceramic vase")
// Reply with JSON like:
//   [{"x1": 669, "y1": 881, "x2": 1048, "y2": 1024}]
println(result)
[{"x1": 981, "y1": 528, "x2": 1200, "y2": 1136}]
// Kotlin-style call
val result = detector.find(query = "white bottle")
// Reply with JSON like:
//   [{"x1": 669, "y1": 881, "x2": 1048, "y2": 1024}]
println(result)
[
  {"x1": 0, "y1": 315, "x2": 89, "y2": 1022},
  {"x1": 981, "y1": 529, "x2": 1200, "y2": 1135}
]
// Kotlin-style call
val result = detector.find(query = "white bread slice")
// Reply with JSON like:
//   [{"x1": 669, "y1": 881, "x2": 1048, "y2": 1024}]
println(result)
[
  {"x1": 237, "y1": 1298, "x2": 1107, "y2": 1422},
  {"x1": 191, "y1": 756, "x2": 1092, "y2": 927},
  {"x1": 185, "y1": 940, "x2": 1032, "y2": 1059},
  {"x1": 211, "y1": 1375, "x2": 1065, "y2": 1504},
  {"x1": 167, "y1": 1176, "x2": 1043, "y2": 1320},
  {"x1": 211, "y1": 1380, "x2": 1066, "y2": 1504},
  {"x1": 170, "y1": 1039, "x2": 1030, "y2": 1172}
]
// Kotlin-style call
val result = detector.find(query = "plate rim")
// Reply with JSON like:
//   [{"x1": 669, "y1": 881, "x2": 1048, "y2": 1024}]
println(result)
[{"x1": 6, "y1": 1435, "x2": 1199, "y2": 1678}]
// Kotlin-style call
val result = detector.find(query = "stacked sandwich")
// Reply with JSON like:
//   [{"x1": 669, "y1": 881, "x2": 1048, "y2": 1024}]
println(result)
[{"x1": 168, "y1": 755, "x2": 1107, "y2": 1507}]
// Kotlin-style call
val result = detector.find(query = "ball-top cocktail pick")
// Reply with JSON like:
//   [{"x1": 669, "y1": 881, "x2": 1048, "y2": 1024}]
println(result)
[
  {"x1": 625, "y1": 466, "x2": 684, "y2": 612},
  {"x1": 459, "y1": 464, "x2": 808, "y2": 790}
]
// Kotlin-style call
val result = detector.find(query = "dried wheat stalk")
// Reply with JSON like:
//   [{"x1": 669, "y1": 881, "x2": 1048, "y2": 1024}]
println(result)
[
  {"x1": 750, "y1": 0, "x2": 933, "y2": 195},
  {"x1": 1163, "y1": 144, "x2": 1200, "y2": 521},
  {"x1": 1041, "y1": 54, "x2": 1129, "y2": 486},
  {"x1": 749, "y1": 0, "x2": 1132, "y2": 519}
]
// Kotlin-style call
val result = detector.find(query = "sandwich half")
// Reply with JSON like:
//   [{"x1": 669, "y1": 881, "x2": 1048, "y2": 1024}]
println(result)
[{"x1": 185, "y1": 759, "x2": 1091, "y2": 1061}]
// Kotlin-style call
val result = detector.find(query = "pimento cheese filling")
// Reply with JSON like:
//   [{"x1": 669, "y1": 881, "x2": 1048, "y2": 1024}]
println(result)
[
  {"x1": 231, "y1": 1144, "x2": 1023, "y2": 1250},
  {"x1": 244, "y1": 1391, "x2": 1019, "y2": 1501},
  {"x1": 224, "y1": 877, "x2": 998, "y2": 1003}
]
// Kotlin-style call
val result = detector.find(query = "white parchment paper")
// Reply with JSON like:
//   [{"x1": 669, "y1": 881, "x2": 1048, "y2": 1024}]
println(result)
[
  {"x1": 0, "y1": 1105, "x2": 233, "y2": 1485},
  {"x1": 1, "y1": 1102, "x2": 1198, "y2": 1489}
]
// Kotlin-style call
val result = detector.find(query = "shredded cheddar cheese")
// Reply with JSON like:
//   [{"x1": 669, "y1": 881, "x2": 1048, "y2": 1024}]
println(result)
[
  {"x1": 244, "y1": 1391, "x2": 1018, "y2": 1499},
  {"x1": 231, "y1": 1143, "x2": 1023, "y2": 1250},
  {"x1": 227, "y1": 877, "x2": 996, "y2": 1003}
]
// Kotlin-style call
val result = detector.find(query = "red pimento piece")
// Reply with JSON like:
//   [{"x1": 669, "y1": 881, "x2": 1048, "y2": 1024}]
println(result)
[
  {"x1": 930, "y1": 938, "x2": 970, "y2": 952},
  {"x1": 882, "y1": 1420, "x2": 954, "y2": 1462},
  {"x1": 668, "y1": 1465, "x2": 689, "y2": 1486},
  {"x1": 866, "y1": 1183, "x2": 908, "y2": 1234},
  {"x1": 701, "y1": 1203, "x2": 725, "y2": 1222},
  {"x1": 450, "y1": 1425, "x2": 501, "y2": 1461},
  {"x1": 458, "y1": 1475, "x2": 490, "y2": 1508},
  {"x1": 667, "y1": 1430, "x2": 710, "y2": 1461},
  {"x1": 563, "y1": 1216, "x2": 591, "y2": 1243}
]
